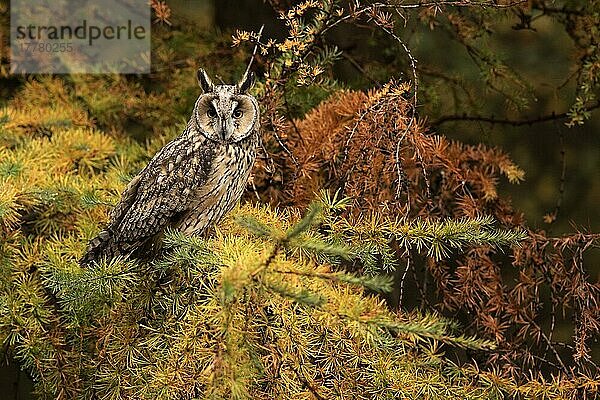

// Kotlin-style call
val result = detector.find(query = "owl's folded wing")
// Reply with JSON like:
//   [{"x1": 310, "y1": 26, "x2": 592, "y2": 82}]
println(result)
[
  {"x1": 109, "y1": 136, "x2": 215, "y2": 242},
  {"x1": 79, "y1": 136, "x2": 215, "y2": 265}
]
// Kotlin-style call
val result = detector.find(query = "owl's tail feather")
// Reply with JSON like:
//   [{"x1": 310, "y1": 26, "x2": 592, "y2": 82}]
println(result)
[{"x1": 79, "y1": 230, "x2": 123, "y2": 266}]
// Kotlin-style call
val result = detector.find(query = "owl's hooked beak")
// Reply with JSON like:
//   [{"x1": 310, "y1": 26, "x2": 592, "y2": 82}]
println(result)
[{"x1": 221, "y1": 117, "x2": 234, "y2": 141}]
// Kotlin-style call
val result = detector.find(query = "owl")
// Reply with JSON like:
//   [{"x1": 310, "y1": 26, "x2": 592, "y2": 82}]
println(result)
[{"x1": 80, "y1": 68, "x2": 260, "y2": 265}]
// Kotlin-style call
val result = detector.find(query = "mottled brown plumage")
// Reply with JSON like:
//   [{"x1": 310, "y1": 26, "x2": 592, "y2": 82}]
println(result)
[{"x1": 80, "y1": 69, "x2": 259, "y2": 265}]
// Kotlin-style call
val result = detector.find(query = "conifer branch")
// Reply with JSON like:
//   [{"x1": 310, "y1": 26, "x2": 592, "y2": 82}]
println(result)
[
  {"x1": 338, "y1": 312, "x2": 496, "y2": 350},
  {"x1": 264, "y1": 281, "x2": 326, "y2": 307},
  {"x1": 273, "y1": 269, "x2": 394, "y2": 293},
  {"x1": 431, "y1": 101, "x2": 600, "y2": 127}
]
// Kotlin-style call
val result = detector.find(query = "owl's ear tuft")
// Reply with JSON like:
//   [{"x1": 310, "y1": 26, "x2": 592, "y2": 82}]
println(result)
[
  {"x1": 237, "y1": 71, "x2": 255, "y2": 94},
  {"x1": 197, "y1": 68, "x2": 214, "y2": 93}
]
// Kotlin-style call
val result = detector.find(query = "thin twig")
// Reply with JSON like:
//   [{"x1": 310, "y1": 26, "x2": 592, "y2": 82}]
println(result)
[
  {"x1": 552, "y1": 120, "x2": 567, "y2": 222},
  {"x1": 243, "y1": 24, "x2": 265, "y2": 80},
  {"x1": 398, "y1": 252, "x2": 410, "y2": 307},
  {"x1": 320, "y1": 1, "x2": 528, "y2": 36},
  {"x1": 283, "y1": 88, "x2": 304, "y2": 144},
  {"x1": 523, "y1": 314, "x2": 568, "y2": 372},
  {"x1": 431, "y1": 101, "x2": 600, "y2": 127},
  {"x1": 374, "y1": 17, "x2": 420, "y2": 200},
  {"x1": 341, "y1": 52, "x2": 382, "y2": 87}
]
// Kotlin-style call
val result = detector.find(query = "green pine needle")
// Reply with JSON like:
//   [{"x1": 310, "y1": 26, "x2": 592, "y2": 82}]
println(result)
[
  {"x1": 235, "y1": 215, "x2": 284, "y2": 239},
  {"x1": 285, "y1": 201, "x2": 323, "y2": 240}
]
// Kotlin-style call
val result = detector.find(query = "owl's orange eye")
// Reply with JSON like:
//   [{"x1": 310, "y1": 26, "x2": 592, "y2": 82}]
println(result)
[
  {"x1": 233, "y1": 109, "x2": 243, "y2": 119},
  {"x1": 207, "y1": 108, "x2": 217, "y2": 118}
]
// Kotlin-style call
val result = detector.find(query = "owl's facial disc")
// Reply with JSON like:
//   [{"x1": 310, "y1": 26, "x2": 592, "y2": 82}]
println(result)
[{"x1": 194, "y1": 87, "x2": 257, "y2": 143}]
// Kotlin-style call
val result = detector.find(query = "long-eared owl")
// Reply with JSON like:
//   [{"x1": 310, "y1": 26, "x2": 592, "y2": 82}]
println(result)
[{"x1": 80, "y1": 68, "x2": 260, "y2": 265}]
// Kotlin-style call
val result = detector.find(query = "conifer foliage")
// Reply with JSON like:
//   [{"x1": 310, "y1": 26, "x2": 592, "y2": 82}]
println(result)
[{"x1": 1, "y1": 0, "x2": 599, "y2": 399}]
